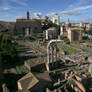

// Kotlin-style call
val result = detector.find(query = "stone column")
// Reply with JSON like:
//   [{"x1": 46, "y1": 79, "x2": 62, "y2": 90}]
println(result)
[
  {"x1": 58, "y1": 78, "x2": 61, "y2": 85},
  {"x1": 46, "y1": 46, "x2": 50, "y2": 71},
  {"x1": 54, "y1": 89, "x2": 57, "y2": 92},
  {"x1": 46, "y1": 30, "x2": 49, "y2": 40},
  {"x1": 29, "y1": 27, "x2": 31, "y2": 36},
  {"x1": 2, "y1": 83, "x2": 9, "y2": 92},
  {"x1": 51, "y1": 46, "x2": 54, "y2": 63},
  {"x1": 54, "y1": 46, "x2": 57, "y2": 62},
  {"x1": 55, "y1": 47, "x2": 57, "y2": 61},
  {"x1": 46, "y1": 62, "x2": 50, "y2": 72},
  {"x1": 60, "y1": 26, "x2": 64, "y2": 36},
  {"x1": 46, "y1": 40, "x2": 64, "y2": 72},
  {"x1": 30, "y1": 28, "x2": 33, "y2": 35},
  {"x1": 47, "y1": 46, "x2": 50, "y2": 63},
  {"x1": 89, "y1": 64, "x2": 92, "y2": 76},
  {"x1": 25, "y1": 28, "x2": 29, "y2": 36},
  {"x1": 58, "y1": 88, "x2": 61, "y2": 92}
]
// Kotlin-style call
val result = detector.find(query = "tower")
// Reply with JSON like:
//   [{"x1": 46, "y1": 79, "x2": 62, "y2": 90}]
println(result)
[
  {"x1": 66, "y1": 19, "x2": 70, "y2": 26},
  {"x1": 60, "y1": 26, "x2": 64, "y2": 36},
  {"x1": 51, "y1": 14, "x2": 60, "y2": 25},
  {"x1": 80, "y1": 22, "x2": 83, "y2": 27},
  {"x1": 26, "y1": 11, "x2": 30, "y2": 20},
  {"x1": 66, "y1": 19, "x2": 71, "y2": 31}
]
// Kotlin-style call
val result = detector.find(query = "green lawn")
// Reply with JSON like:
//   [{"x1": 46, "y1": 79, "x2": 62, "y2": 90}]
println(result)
[
  {"x1": 58, "y1": 44, "x2": 78, "y2": 55},
  {"x1": 3, "y1": 65, "x2": 28, "y2": 75},
  {"x1": 70, "y1": 42, "x2": 92, "y2": 53},
  {"x1": 3, "y1": 44, "x2": 29, "y2": 92},
  {"x1": 81, "y1": 46, "x2": 92, "y2": 52},
  {"x1": 70, "y1": 42, "x2": 82, "y2": 48}
]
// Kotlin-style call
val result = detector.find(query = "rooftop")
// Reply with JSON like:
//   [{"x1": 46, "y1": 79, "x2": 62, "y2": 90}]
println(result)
[
  {"x1": 47, "y1": 27, "x2": 57, "y2": 31},
  {"x1": 70, "y1": 28, "x2": 83, "y2": 31}
]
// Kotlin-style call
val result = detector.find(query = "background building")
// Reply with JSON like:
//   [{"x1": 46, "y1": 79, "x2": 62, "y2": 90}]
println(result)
[
  {"x1": 67, "y1": 28, "x2": 82, "y2": 42},
  {"x1": 50, "y1": 14, "x2": 60, "y2": 25},
  {"x1": 45, "y1": 27, "x2": 58, "y2": 40},
  {"x1": 15, "y1": 11, "x2": 42, "y2": 37}
]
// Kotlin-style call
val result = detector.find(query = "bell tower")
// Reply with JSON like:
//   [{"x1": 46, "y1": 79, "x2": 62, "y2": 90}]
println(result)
[{"x1": 26, "y1": 11, "x2": 30, "y2": 20}]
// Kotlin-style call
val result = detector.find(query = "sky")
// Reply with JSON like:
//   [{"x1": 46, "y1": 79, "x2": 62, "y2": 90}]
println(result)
[{"x1": 0, "y1": 0, "x2": 92, "y2": 23}]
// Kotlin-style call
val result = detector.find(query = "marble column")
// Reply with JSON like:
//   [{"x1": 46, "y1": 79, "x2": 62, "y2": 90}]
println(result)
[
  {"x1": 46, "y1": 30, "x2": 49, "y2": 40},
  {"x1": 47, "y1": 46, "x2": 50, "y2": 71}
]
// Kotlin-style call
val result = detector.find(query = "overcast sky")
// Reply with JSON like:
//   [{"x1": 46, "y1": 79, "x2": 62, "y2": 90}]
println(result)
[{"x1": 0, "y1": 0, "x2": 92, "y2": 23}]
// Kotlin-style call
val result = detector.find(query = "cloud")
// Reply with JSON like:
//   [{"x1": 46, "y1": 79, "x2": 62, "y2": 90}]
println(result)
[
  {"x1": 61, "y1": 5, "x2": 92, "y2": 15},
  {"x1": 73, "y1": 5, "x2": 92, "y2": 11},
  {"x1": 79, "y1": 0, "x2": 91, "y2": 4},
  {"x1": 34, "y1": 12, "x2": 42, "y2": 18},
  {"x1": 59, "y1": 11, "x2": 81, "y2": 16},
  {"x1": 47, "y1": 4, "x2": 92, "y2": 17},
  {"x1": 4, "y1": 14, "x2": 11, "y2": 17},
  {"x1": 14, "y1": 15, "x2": 25, "y2": 19},
  {"x1": 80, "y1": 17, "x2": 92, "y2": 22},
  {"x1": 0, "y1": 0, "x2": 28, "y2": 10},
  {"x1": 47, "y1": 10, "x2": 81, "y2": 17},
  {"x1": 0, "y1": 0, "x2": 29, "y2": 13},
  {"x1": 34, "y1": 12, "x2": 42, "y2": 16},
  {"x1": 68, "y1": 0, "x2": 92, "y2": 11},
  {"x1": 0, "y1": 6, "x2": 11, "y2": 11},
  {"x1": 3, "y1": 7, "x2": 11, "y2": 10},
  {"x1": 10, "y1": 0, "x2": 28, "y2": 6}
]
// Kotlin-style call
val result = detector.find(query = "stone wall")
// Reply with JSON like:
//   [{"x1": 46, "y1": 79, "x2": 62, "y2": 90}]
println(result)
[
  {"x1": 16, "y1": 19, "x2": 42, "y2": 36},
  {"x1": 68, "y1": 28, "x2": 82, "y2": 42}
]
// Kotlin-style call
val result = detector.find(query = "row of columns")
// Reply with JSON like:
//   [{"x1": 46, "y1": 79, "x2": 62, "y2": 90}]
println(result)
[
  {"x1": 48, "y1": 44, "x2": 57, "y2": 63},
  {"x1": 46, "y1": 40, "x2": 64, "y2": 72},
  {"x1": 24, "y1": 27, "x2": 33, "y2": 36},
  {"x1": 47, "y1": 42, "x2": 57, "y2": 71}
]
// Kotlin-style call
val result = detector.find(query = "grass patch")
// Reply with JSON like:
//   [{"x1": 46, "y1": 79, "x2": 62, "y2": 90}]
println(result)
[
  {"x1": 3, "y1": 69, "x2": 9, "y2": 74},
  {"x1": 70, "y1": 42, "x2": 82, "y2": 48},
  {"x1": 15, "y1": 65, "x2": 28, "y2": 74},
  {"x1": 81, "y1": 46, "x2": 92, "y2": 52},
  {"x1": 58, "y1": 44, "x2": 78, "y2": 55},
  {"x1": 71, "y1": 42, "x2": 92, "y2": 53}
]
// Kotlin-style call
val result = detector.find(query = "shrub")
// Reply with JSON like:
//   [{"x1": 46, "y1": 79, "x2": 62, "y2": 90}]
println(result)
[
  {"x1": 60, "y1": 36, "x2": 70, "y2": 44},
  {"x1": 0, "y1": 33, "x2": 18, "y2": 64}
]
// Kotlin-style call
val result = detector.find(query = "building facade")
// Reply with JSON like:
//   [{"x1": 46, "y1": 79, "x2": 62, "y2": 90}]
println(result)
[
  {"x1": 50, "y1": 14, "x2": 60, "y2": 25},
  {"x1": 45, "y1": 27, "x2": 58, "y2": 40},
  {"x1": 68, "y1": 28, "x2": 82, "y2": 42},
  {"x1": 15, "y1": 11, "x2": 42, "y2": 37}
]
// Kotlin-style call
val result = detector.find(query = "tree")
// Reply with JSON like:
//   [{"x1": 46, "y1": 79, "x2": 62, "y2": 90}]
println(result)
[
  {"x1": 60, "y1": 36, "x2": 70, "y2": 44},
  {"x1": 45, "y1": 16, "x2": 49, "y2": 20},
  {"x1": 42, "y1": 21, "x2": 60, "y2": 32},
  {"x1": 83, "y1": 29, "x2": 92, "y2": 35},
  {"x1": 0, "y1": 33, "x2": 18, "y2": 64}
]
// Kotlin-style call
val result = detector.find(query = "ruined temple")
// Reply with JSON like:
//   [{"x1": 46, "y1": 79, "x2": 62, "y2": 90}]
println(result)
[{"x1": 15, "y1": 11, "x2": 42, "y2": 36}]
